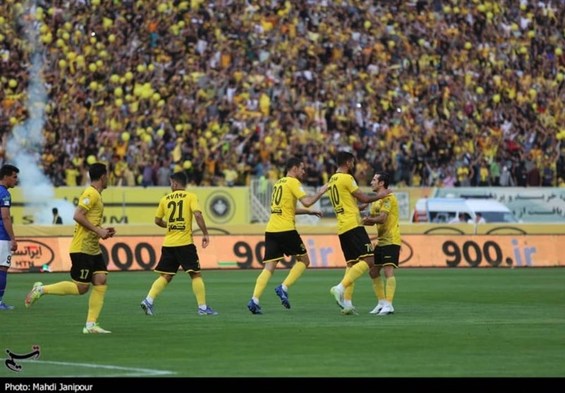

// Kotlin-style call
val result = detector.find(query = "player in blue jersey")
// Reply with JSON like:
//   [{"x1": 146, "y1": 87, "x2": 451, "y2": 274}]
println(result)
[{"x1": 0, "y1": 164, "x2": 19, "y2": 310}]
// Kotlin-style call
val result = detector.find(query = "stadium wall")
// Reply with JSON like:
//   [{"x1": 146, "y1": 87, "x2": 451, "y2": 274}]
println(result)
[
  {"x1": 12, "y1": 223, "x2": 565, "y2": 272},
  {"x1": 10, "y1": 186, "x2": 250, "y2": 226},
  {"x1": 10, "y1": 186, "x2": 565, "y2": 225}
]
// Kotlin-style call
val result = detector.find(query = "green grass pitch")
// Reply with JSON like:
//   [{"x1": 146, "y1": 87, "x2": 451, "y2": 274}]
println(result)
[{"x1": 2, "y1": 268, "x2": 564, "y2": 378}]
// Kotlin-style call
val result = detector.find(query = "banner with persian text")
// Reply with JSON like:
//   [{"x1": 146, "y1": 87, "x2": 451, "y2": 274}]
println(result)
[{"x1": 11, "y1": 234, "x2": 564, "y2": 273}]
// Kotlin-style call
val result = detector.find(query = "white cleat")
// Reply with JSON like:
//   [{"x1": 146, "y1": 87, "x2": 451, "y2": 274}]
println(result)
[
  {"x1": 377, "y1": 303, "x2": 395, "y2": 316},
  {"x1": 330, "y1": 286, "x2": 345, "y2": 309},
  {"x1": 341, "y1": 306, "x2": 359, "y2": 316},
  {"x1": 369, "y1": 301, "x2": 385, "y2": 314},
  {"x1": 82, "y1": 323, "x2": 112, "y2": 334},
  {"x1": 25, "y1": 282, "x2": 43, "y2": 309}
]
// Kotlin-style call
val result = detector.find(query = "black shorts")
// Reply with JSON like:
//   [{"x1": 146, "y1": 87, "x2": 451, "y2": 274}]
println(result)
[
  {"x1": 374, "y1": 244, "x2": 400, "y2": 268},
  {"x1": 69, "y1": 253, "x2": 108, "y2": 284},
  {"x1": 155, "y1": 244, "x2": 201, "y2": 274},
  {"x1": 338, "y1": 227, "x2": 374, "y2": 264},
  {"x1": 263, "y1": 230, "x2": 307, "y2": 263}
]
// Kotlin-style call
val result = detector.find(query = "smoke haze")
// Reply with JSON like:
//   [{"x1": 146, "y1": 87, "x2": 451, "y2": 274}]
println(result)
[{"x1": 6, "y1": 2, "x2": 75, "y2": 225}]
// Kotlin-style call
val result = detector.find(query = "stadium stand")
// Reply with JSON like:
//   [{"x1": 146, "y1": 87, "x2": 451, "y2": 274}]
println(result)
[{"x1": 1, "y1": 1, "x2": 563, "y2": 188}]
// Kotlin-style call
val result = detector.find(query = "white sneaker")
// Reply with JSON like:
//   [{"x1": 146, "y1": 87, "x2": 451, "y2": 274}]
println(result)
[
  {"x1": 377, "y1": 303, "x2": 395, "y2": 315},
  {"x1": 82, "y1": 323, "x2": 112, "y2": 334},
  {"x1": 369, "y1": 301, "x2": 385, "y2": 314},
  {"x1": 341, "y1": 306, "x2": 359, "y2": 316},
  {"x1": 25, "y1": 282, "x2": 43, "y2": 308},
  {"x1": 140, "y1": 299, "x2": 154, "y2": 316},
  {"x1": 330, "y1": 286, "x2": 345, "y2": 309}
]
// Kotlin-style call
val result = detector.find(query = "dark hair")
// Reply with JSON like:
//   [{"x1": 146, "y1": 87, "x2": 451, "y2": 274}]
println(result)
[
  {"x1": 0, "y1": 164, "x2": 19, "y2": 179},
  {"x1": 52, "y1": 207, "x2": 58, "y2": 214},
  {"x1": 89, "y1": 163, "x2": 107, "y2": 181},
  {"x1": 285, "y1": 157, "x2": 302, "y2": 173},
  {"x1": 170, "y1": 171, "x2": 188, "y2": 186},
  {"x1": 337, "y1": 151, "x2": 354, "y2": 167},
  {"x1": 376, "y1": 172, "x2": 391, "y2": 188}
]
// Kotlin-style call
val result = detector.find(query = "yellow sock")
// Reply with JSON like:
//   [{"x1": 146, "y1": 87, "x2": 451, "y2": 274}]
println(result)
[
  {"x1": 252, "y1": 269, "x2": 272, "y2": 300},
  {"x1": 342, "y1": 261, "x2": 369, "y2": 287},
  {"x1": 344, "y1": 267, "x2": 355, "y2": 302},
  {"x1": 385, "y1": 276, "x2": 396, "y2": 303},
  {"x1": 372, "y1": 276, "x2": 385, "y2": 300},
  {"x1": 282, "y1": 261, "x2": 306, "y2": 288},
  {"x1": 43, "y1": 281, "x2": 79, "y2": 295},
  {"x1": 192, "y1": 276, "x2": 206, "y2": 307},
  {"x1": 86, "y1": 285, "x2": 107, "y2": 323},
  {"x1": 148, "y1": 276, "x2": 169, "y2": 300}
]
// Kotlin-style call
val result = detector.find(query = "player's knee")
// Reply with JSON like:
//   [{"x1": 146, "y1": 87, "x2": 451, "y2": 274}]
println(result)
[
  {"x1": 297, "y1": 257, "x2": 310, "y2": 267},
  {"x1": 77, "y1": 283, "x2": 90, "y2": 295}
]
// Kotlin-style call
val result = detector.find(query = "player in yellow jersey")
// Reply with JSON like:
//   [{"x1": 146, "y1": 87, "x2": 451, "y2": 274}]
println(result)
[
  {"x1": 247, "y1": 157, "x2": 328, "y2": 314},
  {"x1": 25, "y1": 163, "x2": 116, "y2": 333},
  {"x1": 328, "y1": 151, "x2": 389, "y2": 315},
  {"x1": 362, "y1": 172, "x2": 400, "y2": 316},
  {"x1": 140, "y1": 171, "x2": 218, "y2": 316}
]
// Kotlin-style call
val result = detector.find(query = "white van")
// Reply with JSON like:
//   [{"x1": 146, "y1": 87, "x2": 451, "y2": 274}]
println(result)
[{"x1": 411, "y1": 197, "x2": 518, "y2": 223}]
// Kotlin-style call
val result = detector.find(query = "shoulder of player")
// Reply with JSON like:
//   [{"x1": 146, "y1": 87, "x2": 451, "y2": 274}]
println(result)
[
  {"x1": 275, "y1": 177, "x2": 301, "y2": 190},
  {"x1": 287, "y1": 177, "x2": 302, "y2": 186},
  {"x1": 81, "y1": 186, "x2": 100, "y2": 199},
  {"x1": 332, "y1": 172, "x2": 353, "y2": 179},
  {"x1": 276, "y1": 176, "x2": 298, "y2": 183},
  {"x1": 164, "y1": 190, "x2": 197, "y2": 199},
  {"x1": 330, "y1": 172, "x2": 354, "y2": 185}
]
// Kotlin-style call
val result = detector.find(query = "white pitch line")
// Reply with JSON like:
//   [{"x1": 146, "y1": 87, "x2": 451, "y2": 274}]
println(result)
[{"x1": 1, "y1": 358, "x2": 175, "y2": 376}]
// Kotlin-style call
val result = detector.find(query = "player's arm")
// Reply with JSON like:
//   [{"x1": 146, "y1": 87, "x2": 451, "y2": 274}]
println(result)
[
  {"x1": 358, "y1": 202, "x2": 369, "y2": 211},
  {"x1": 363, "y1": 211, "x2": 388, "y2": 226},
  {"x1": 154, "y1": 216, "x2": 167, "y2": 228},
  {"x1": 155, "y1": 200, "x2": 166, "y2": 228},
  {"x1": 1, "y1": 206, "x2": 17, "y2": 251},
  {"x1": 194, "y1": 211, "x2": 210, "y2": 249},
  {"x1": 295, "y1": 207, "x2": 323, "y2": 217},
  {"x1": 73, "y1": 206, "x2": 112, "y2": 239},
  {"x1": 352, "y1": 188, "x2": 391, "y2": 204},
  {"x1": 298, "y1": 183, "x2": 329, "y2": 208}
]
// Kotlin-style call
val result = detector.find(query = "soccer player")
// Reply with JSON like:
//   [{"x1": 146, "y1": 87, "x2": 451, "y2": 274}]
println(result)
[
  {"x1": 327, "y1": 151, "x2": 389, "y2": 315},
  {"x1": 0, "y1": 164, "x2": 19, "y2": 310},
  {"x1": 140, "y1": 171, "x2": 217, "y2": 316},
  {"x1": 362, "y1": 172, "x2": 400, "y2": 316},
  {"x1": 25, "y1": 163, "x2": 116, "y2": 333},
  {"x1": 247, "y1": 157, "x2": 328, "y2": 314}
]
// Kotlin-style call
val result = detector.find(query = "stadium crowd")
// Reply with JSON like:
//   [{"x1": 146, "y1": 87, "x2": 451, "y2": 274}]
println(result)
[{"x1": 1, "y1": 0, "x2": 564, "y2": 188}]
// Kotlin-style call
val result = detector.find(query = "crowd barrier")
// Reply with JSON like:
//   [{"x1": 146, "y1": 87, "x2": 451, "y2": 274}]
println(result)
[{"x1": 12, "y1": 223, "x2": 565, "y2": 272}]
